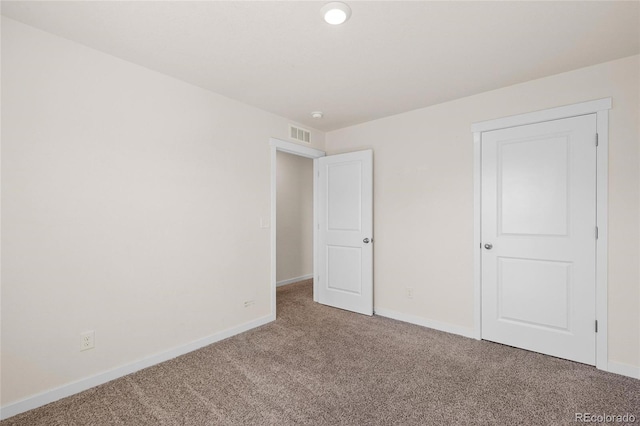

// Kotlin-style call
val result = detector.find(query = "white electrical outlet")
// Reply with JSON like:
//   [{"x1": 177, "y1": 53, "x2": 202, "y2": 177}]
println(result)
[
  {"x1": 405, "y1": 287, "x2": 414, "y2": 299},
  {"x1": 80, "y1": 331, "x2": 95, "y2": 351}
]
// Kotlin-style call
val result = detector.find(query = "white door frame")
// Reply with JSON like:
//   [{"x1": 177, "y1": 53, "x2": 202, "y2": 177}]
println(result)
[
  {"x1": 472, "y1": 98, "x2": 611, "y2": 371},
  {"x1": 269, "y1": 138, "x2": 326, "y2": 318}
]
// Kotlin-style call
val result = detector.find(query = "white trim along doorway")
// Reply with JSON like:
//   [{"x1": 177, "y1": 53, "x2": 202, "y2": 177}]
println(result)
[
  {"x1": 472, "y1": 98, "x2": 611, "y2": 372},
  {"x1": 269, "y1": 138, "x2": 326, "y2": 318}
]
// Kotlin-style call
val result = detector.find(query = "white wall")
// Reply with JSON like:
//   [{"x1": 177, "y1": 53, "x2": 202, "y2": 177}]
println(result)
[
  {"x1": 276, "y1": 151, "x2": 313, "y2": 284},
  {"x1": 0, "y1": 17, "x2": 325, "y2": 407},
  {"x1": 2, "y1": 14, "x2": 638, "y2": 415},
  {"x1": 326, "y1": 55, "x2": 640, "y2": 370}
]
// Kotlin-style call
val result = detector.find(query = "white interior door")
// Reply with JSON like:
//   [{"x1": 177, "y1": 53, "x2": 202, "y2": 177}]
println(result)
[
  {"x1": 481, "y1": 114, "x2": 597, "y2": 365},
  {"x1": 317, "y1": 150, "x2": 373, "y2": 315}
]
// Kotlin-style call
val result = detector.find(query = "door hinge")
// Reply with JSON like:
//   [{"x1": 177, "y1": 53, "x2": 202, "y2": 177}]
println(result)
[
  {"x1": 595, "y1": 226, "x2": 599, "y2": 239},
  {"x1": 595, "y1": 133, "x2": 599, "y2": 147},
  {"x1": 595, "y1": 320, "x2": 598, "y2": 333}
]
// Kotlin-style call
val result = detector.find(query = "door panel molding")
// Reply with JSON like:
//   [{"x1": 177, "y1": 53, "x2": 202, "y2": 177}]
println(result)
[
  {"x1": 482, "y1": 115, "x2": 597, "y2": 365},
  {"x1": 317, "y1": 150, "x2": 373, "y2": 315},
  {"x1": 472, "y1": 98, "x2": 611, "y2": 372}
]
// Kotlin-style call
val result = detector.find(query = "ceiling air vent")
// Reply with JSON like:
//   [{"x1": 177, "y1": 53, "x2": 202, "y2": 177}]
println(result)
[{"x1": 289, "y1": 124, "x2": 311, "y2": 143}]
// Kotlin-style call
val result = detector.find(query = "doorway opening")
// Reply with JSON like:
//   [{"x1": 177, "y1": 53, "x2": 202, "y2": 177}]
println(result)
[
  {"x1": 269, "y1": 138, "x2": 325, "y2": 317},
  {"x1": 276, "y1": 150, "x2": 314, "y2": 296}
]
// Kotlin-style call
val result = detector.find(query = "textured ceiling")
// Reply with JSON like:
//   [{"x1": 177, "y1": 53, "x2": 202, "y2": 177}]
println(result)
[{"x1": 2, "y1": 1, "x2": 639, "y2": 131}]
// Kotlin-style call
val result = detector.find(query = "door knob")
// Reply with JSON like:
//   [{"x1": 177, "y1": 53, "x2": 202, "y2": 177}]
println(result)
[
  {"x1": 363, "y1": 238, "x2": 370, "y2": 244},
  {"x1": 484, "y1": 243, "x2": 493, "y2": 250}
]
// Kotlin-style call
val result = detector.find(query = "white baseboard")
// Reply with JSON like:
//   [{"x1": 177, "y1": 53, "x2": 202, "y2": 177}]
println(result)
[
  {"x1": 375, "y1": 309, "x2": 640, "y2": 380},
  {"x1": 0, "y1": 313, "x2": 275, "y2": 421},
  {"x1": 276, "y1": 274, "x2": 313, "y2": 287},
  {"x1": 374, "y1": 308, "x2": 476, "y2": 339},
  {"x1": 607, "y1": 361, "x2": 640, "y2": 380}
]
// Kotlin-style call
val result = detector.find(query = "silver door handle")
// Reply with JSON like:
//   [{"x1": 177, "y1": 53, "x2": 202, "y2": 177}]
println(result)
[
  {"x1": 363, "y1": 238, "x2": 370, "y2": 244},
  {"x1": 484, "y1": 243, "x2": 493, "y2": 250}
]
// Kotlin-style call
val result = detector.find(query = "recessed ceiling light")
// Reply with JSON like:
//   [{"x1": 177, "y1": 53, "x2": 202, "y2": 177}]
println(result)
[
  {"x1": 311, "y1": 111, "x2": 324, "y2": 119},
  {"x1": 321, "y1": 2, "x2": 351, "y2": 25}
]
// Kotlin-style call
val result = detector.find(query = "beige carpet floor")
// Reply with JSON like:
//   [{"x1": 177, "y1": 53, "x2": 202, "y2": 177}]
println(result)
[{"x1": 3, "y1": 279, "x2": 639, "y2": 425}]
